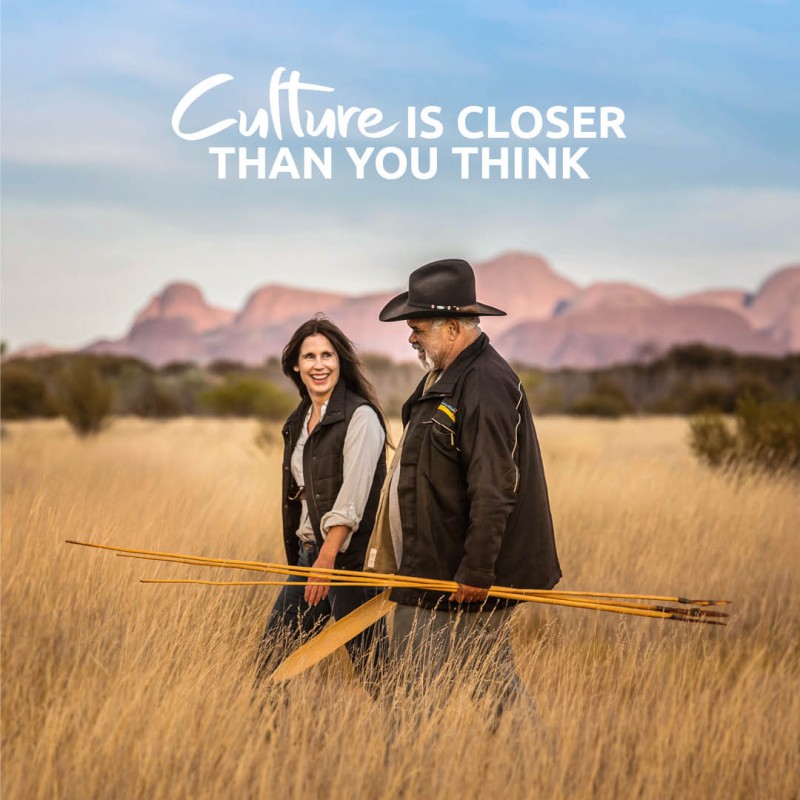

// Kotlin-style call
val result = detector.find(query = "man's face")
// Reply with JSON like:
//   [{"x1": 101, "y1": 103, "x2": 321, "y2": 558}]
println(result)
[{"x1": 407, "y1": 319, "x2": 448, "y2": 371}]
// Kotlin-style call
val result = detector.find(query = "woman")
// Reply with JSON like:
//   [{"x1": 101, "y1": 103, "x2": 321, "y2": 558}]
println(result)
[{"x1": 256, "y1": 316, "x2": 388, "y2": 685}]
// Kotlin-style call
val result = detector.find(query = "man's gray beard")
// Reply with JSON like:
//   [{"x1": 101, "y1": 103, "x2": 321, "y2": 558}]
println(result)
[{"x1": 416, "y1": 351, "x2": 437, "y2": 372}]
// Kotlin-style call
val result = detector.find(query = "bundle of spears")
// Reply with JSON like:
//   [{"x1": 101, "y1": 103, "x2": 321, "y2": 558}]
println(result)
[{"x1": 66, "y1": 539, "x2": 730, "y2": 625}]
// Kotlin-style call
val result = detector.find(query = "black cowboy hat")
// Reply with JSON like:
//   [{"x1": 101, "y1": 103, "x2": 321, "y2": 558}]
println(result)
[{"x1": 379, "y1": 258, "x2": 506, "y2": 322}]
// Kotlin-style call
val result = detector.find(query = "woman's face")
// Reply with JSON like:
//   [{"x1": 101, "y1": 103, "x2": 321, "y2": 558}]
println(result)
[{"x1": 294, "y1": 333, "x2": 341, "y2": 403}]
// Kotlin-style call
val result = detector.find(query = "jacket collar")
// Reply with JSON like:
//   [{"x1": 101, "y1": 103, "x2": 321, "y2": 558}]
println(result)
[
  {"x1": 401, "y1": 333, "x2": 489, "y2": 424},
  {"x1": 423, "y1": 332, "x2": 489, "y2": 396}
]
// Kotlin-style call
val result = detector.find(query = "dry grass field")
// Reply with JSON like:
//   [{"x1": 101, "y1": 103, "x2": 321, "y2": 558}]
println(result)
[{"x1": 2, "y1": 416, "x2": 798, "y2": 799}]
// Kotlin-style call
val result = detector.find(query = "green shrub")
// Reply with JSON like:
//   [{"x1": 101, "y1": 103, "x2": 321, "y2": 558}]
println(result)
[
  {"x1": 200, "y1": 375, "x2": 295, "y2": 419},
  {"x1": 684, "y1": 381, "x2": 737, "y2": 414},
  {"x1": 208, "y1": 359, "x2": 247, "y2": 377},
  {"x1": 1, "y1": 362, "x2": 57, "y2": 419},
  {"x1": 51, "y1": 357, "x2": 116, "y2": 436},
  {"x1": 126, "y1": 377, "x2": 184, "y2": 418},
  {"x1": 735, "y1": 396, "x2": 800, "y2": 471},
  {"x1": 689, "y1": 397, "x2": 800, "y2": 473},
  {"x1": 732, "y1": 375, "x2": 774, "y2": 404},
  {"x1": 666, "y1": 343, "x2": 736, "y2": 370},
  {"x1": 170, "y1": 370, "x2": 214, "y2": 415},
  {"x1": 688, "y1": 413, "x2": 736, "y2": 467},
  {"x1": 519, "y1": 369, "x2": 565, "y2": 415},
  {"x1": 569, "y1": 378, "x2": 634, "y2": 418},
  {"x1": 160, "y1": 361, "x2": 196, "y2": 376}
]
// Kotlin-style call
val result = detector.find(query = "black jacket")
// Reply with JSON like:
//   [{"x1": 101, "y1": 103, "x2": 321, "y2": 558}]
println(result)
[
  {"x1": 391, "y1": 333, "x2": 561, "y2": 609},
  {"x1": 281, "y1": 380, "x2": 386, "y2": 571}
]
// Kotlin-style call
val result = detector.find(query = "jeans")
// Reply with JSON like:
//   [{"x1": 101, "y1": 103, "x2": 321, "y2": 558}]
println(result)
[
  {"x1": 255, "y1": 542, "x2": 388, "y2": 690},
  {"x1": 389, "y1": 603, "x2": 536, "y2": 730}
]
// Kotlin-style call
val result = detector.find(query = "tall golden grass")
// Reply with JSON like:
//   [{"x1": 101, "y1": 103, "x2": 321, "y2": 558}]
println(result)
[{"x1": 2, "y1": 416, "x2": 798, "y2": 799}]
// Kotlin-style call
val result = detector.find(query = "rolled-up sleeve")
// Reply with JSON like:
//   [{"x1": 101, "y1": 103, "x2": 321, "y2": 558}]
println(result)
[{"x1": 320, "y1": 406, "x2": 386, "y2": 552}]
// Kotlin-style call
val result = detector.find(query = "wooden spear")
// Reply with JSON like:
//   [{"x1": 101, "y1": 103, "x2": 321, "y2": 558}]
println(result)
[
  {"x1": 138, "y1": 577, "x2": 727, "y2": 620},
  {"x1": 65, "y1": 539, "x2": 730, "y2": 607}
]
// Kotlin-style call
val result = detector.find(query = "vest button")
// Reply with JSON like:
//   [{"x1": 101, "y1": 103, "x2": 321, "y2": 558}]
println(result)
[{"x1": 315, "y1": 493, "x2": 320, "y2": 499}]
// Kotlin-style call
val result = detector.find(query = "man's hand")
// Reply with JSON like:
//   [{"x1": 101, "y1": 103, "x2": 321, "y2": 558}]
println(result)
[
  {"x1": 305, "y1": 548, "x2": 336, "y2": 606},
  {"x1": 449, "y1": 584, "x2": 489, "y2": 604}
]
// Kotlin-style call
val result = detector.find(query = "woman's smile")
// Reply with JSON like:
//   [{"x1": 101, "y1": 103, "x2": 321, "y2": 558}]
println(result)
[{"x1": 294, "y1": 333, "x2": 341, "y2": 402}]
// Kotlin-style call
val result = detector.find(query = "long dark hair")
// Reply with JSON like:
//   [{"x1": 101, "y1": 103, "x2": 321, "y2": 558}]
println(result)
[{"x1": 281, "y1": 315, "x2": 384, "y2": 415}]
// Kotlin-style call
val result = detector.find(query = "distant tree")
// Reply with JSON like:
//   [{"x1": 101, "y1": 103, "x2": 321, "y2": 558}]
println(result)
[
  {"x1": 732, "y1": 375, "x2": 774, "y2": 404},
  {"x1": 200, "y1": 375, "x2": 295, "y2": 419},
  {"x1": 208, "y1": 359, "x2": 247, "y2": 377},
  {"x1": 634, "y1": 341, "x2": 662, "y2": 364},
  {"x1": 126, "y1": 376, "x2": 184, "y2": 418},
  {"x1": 569, "y1": 378, "x2": 634, "y2": 418},
  {"x1": 518, "y1": 368, "x2": 564, "y2": 415},
  {"x1": 684, "y1": 381, "x2": 737, "y2": 414},
  {"x1": 160, "y1": 360, "x2": 197, "y2": 376},
  {"x1": 1, "y1": 362, "x2": 57, "y2": 419},
  {"x1": 666, "y1": 343, "x2": 736, "y2": 370},
  {"x1": 51, "y1": 357, "x2": 116, "y2": 436}
]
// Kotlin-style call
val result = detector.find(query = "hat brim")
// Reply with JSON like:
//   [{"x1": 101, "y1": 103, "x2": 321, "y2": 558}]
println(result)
[{"x1": 379, "y1": 291, "x2": 506, "y2": 322}]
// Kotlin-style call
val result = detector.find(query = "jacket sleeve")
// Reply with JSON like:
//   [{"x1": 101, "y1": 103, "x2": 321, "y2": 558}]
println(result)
[{"x1": 453, "y1": 375, "x2": 523, "y2": 587}]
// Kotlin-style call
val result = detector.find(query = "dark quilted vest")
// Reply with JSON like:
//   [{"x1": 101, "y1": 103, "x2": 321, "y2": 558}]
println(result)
[{"x1": 281, "y1": 379, "x2": 387, "y2": 571}]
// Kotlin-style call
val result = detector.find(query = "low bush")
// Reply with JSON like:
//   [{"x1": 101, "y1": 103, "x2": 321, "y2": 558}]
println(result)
[
  {"x1": 689, "y1": 397, "x2": 800, "y2": 472},
  {"x1": 736, "y1": 396, "x2": 800, "y2": 471},
  {"x1": 519, "y1": 369, "x2": 564, "y2": 415},
  {"x1": 126, "y1": 377, "x2": 184, "y2": 418},
  {"x1": 569, "y1": 378, "x2": 634, "y2": 418},
  {"x1": 50, "y1": 357, "x2": 116, "y2": 436},
  {"x1": 688, "y1": 413, "x2": 736, "y2": 467},
  {"x1": 683, "y1": 381, "x2": 737, "y2": 414},
  {"x1": 1, "y1": 362, "x2": 57, "y2": 419},
  {"x1": 200, "y1": 375, "x2": 295, "y2": 419}
]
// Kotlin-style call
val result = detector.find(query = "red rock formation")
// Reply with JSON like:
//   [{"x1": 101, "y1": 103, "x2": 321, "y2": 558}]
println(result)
[
  {"x1": 746, "y1": 265, "x2": 800, "y2": 349},
  {"x1": 676, "y1": 289, "x2": 748, "y2": 313},
  {"x1": 71, "y1": 257, "x2": 798, "y2": 368},
  {"x1": 134, "y1": 282, "x2": 234, "y2": 333},
  {"x1": 233, "y1": 284, "x2": 348, "y2": 329},
  {"x1": 497, "y1": 304, "x2": 784, "y2": 368},
  {"x1": 474, "y1": 252, "x2": 578, "y2": 337},
  {"x1": 557, "y1": 282, "x2": 665, "y2": 315}
]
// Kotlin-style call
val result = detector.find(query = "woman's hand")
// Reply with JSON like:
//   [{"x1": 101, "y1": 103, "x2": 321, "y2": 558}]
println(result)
[
  {"x1": 305, "y1": 547, "x2": 336, "y2": 606},
  {"x1": 305, "y1": 525, "x2": 350, "y2": 606}
]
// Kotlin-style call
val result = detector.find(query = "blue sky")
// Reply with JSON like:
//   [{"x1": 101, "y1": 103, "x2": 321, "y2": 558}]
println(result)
[{"x1": 2, "y1": 0, "x2": 799, "y2": 348}]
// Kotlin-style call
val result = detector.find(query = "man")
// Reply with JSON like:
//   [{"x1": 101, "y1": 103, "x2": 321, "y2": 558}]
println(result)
[{"x1": 366, "y1": 258, "x2": 561, "y2": 722}]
